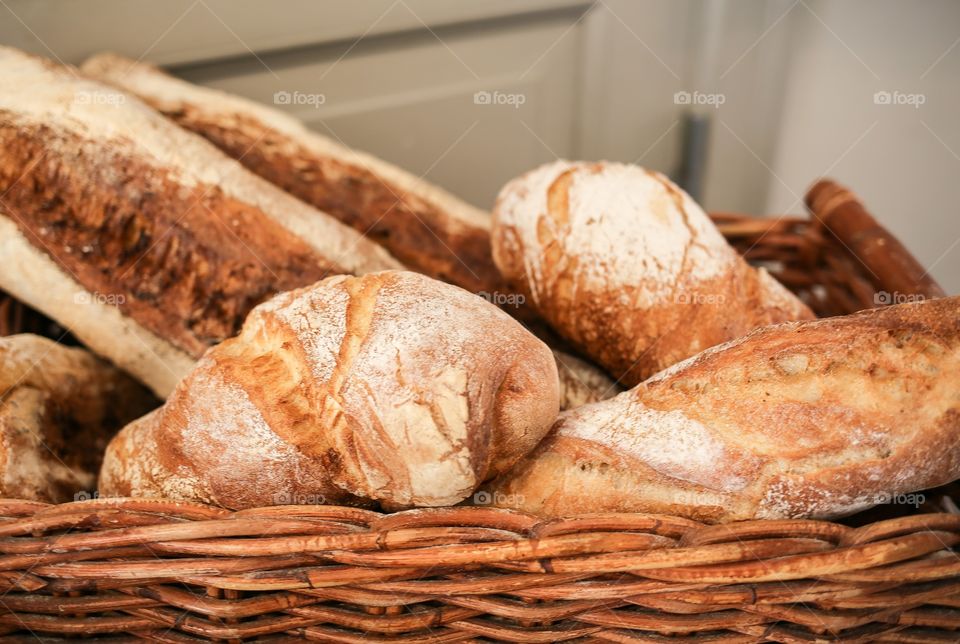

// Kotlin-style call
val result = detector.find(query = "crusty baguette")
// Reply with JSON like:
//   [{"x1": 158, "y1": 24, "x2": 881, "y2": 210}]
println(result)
[
  {"x1": 0, "y1": 216, "x2": 197, "y2": 396},
  {"x1": 100, "y1": 271, "x2": 560, "y2": 510},
  {"x1": 0, "y1": 48, "x2": 402, "y2": 396},
  {"x1": 488, "y1": 296, "x2": 960, "y2": 522},
  {"x1": 83, "y1": 52, "x2": 501, "y2": 295},
  {"x1": 0, "y1": 334, "x2": 154, "y2": 502},
  {"x1": 553, "y1": 350, "x2": 620, "y2": 410},
  {"x1": 492, "y1": 160, "x2": 813, "y2": 386}
]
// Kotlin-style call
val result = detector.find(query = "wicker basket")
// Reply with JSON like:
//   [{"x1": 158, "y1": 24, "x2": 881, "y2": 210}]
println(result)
[{"x1": 0, "y1": 180, "x2": 955, "y2": 642}]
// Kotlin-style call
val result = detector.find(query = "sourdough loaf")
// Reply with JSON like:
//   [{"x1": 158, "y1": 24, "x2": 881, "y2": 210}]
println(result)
[
  {"x1": 491, "y1": 161, "x2": 813, "y2": 386},
  {"x1": 100, "y1": 271, "x2": 559, "y2": 510},
  {"x1": 83, "y1": 52, "x2": 501, "y2": 296},
  {"x1": 488, "y1": 296, "x2": 960, "y2": 522},
  {"x1": 0, "y1": 48, "x2": 402, "y2": 397},
  {"x1": 0, "y1": 334, "x2": 154, "y2": 502}
]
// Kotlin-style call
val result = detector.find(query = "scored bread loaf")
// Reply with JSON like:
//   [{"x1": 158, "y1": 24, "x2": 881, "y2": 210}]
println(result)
[
  {"x1": 0, "y1": 334, "x2": 154, "y2": 502},
  {"x1": 492, "y1": 160, "x2": 813, "y2": 386},
  {"x1": 0, "y1": 47, "x2": 402, "y2": 397},
  {"x1": 487, "y1": 296, "x2": 960, "y2": 522},
  {"x1": 82, "y1": 52, "x2": 501, "y2": 296},
  {"x1": 100, "y1": 271, "x2": 560, "y2": 510},
  {"x1": 552, "y1": 350, "x2": 620, "y2": 410}
]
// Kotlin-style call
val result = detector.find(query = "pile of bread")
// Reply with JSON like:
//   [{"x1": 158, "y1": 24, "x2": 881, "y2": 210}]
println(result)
[{"x1": 1, "y1": 47, "x2": 957, "y2": 523}]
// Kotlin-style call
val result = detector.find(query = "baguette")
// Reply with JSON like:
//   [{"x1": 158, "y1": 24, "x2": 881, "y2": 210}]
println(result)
[
  {"x1": 488, "y1": 296, "x2": 960, "y2": 522},
  {"x1": 0, "y1": 334, "x2": 154, "y2": 502},
  {"x1": 83, "y1": 52, "x2": 501, "y2": 296},
  {"x1": 491, "y1": 161, "x2": 813, "y2": 386},
  {"x1": 100, "y1": 271, "x2": 559, "y2": 510},
  {"x1": 0, "y1": 48, "x2": 402, "y2": 396}
]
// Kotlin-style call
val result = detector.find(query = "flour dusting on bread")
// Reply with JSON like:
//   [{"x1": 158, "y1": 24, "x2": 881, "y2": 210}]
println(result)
[
  {"x1": 100, "y1": 271, "x2": 560, "y2": 510},
  {"x1": 557, "y1": 393, "x2": 751, "y2": 492},
  {"x1": 0, "y1": 47, "x2": 401, "y2": 276},
  {"x1": 488, "y1": 296, "x2": 960, "y2": 522},
  {"x1": 495, "y1": 161, "x2": 730, "y2": 307},
  {"x1": 491, "y1": 159, "x2": 813, "y2": 386}
]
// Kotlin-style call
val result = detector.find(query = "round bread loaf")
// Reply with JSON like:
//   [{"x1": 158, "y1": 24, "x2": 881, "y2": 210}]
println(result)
[
  {"x1": 100, "y1": 271, "x2": 560, "y2": 509},
  {"x1": 491, "y1": 160, "x2": 813, "y2": 386}
]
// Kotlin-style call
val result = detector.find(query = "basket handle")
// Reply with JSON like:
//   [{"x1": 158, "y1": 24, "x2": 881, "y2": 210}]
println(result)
[{"x1": 805, "y1": 179, "x2": 946, "y2": 301}]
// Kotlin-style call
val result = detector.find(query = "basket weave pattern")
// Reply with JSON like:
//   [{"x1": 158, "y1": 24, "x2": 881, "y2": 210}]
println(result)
[
  {"x1": 1, "y1": 499, "x2": 959, "y2": 642},
  {"x1": 0, "y1": 181, "x2": 955, "y2": 641}
]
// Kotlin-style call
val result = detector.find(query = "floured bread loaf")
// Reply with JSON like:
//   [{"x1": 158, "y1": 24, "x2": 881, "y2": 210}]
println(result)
[
  {"x1": 553, "y1": 350, "x2": 620, "y2": 410},
  {"x1": 0, "y1": 48, "x2": 402, "y2": 397},
  {"x1": 0, "y1": 334, "x2": 154, "y2": 502},
  {"x1": 488, "y1": 296, "x2": 960, "y2": 522},
  {"x1": 492, "y1": 161, "x2": 813, "y2": 386},
  {"x1": 100, "y1": 271, "x2": 559, "y2": 510},
  {"x1": 83, "y1": 52, "x2": 501, "y2": 296}
]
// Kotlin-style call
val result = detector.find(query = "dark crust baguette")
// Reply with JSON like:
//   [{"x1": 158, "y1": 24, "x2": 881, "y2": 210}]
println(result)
[
  {"x1": 83, "y1": 53, "x2": 502, "y2": 296},
  {"x1": 489, "y1": 295, "x2": 960, "y2": 522},
  {"x1": 0, "y1": 48, "x2": 402, "y2": 395},
  {"x1": 0, "y1": 119, "x2": 334, "y2": 357}
]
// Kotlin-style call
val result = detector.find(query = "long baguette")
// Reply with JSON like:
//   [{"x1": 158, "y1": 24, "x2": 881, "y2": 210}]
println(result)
[
  {"x1": 488, "y1": 295, "x2": 960, "y2": 522},
  {"x1": 83, "y1": 52, "x2": 501, "y2": 296},
  {"x1": 0, "y1": 47, "x2": 402, "y2": 396}
]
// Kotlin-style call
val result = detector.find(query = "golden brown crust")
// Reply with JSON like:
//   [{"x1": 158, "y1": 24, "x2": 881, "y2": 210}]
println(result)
[
  {"x1": 489, "y1": 296, "x2": 960, "y2": 522},
  {"x1": 83, "y1": 53, "x2": 503, "y2": 296},
  {"x1": 177, "y1": 110, "x2": 502, "y2": 294},
  {"x1": 0, "y1": 120, "x2": 334, "y2": 358},
  {"x1": 492, "y1": 161, "x2": 813, "y2": 386},
  {"x1": 0, "y1": 215, "x2": 197, "y2": 398},
  {"x1": 0, "y1": 47, "x2": 402, "y2": 395},
  {"x1": 0, "y1": 334, "x2": 155, "y2": 502},
  {"x1": 100, "y1": 271, "x2": 560, "y2": 510}
]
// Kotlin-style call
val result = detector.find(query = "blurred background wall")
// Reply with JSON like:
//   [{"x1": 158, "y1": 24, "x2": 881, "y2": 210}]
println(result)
[{"x1": 2, "y1": 0, "x2": 957, "y2": 291}]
